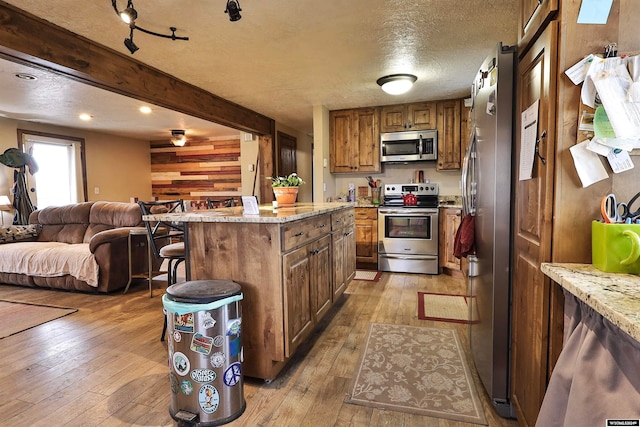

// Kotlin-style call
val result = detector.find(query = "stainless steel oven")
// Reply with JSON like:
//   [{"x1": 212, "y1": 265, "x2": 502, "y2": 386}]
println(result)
[{"x1": 378, "y1": 183, "x2": 440, "y2": 274}]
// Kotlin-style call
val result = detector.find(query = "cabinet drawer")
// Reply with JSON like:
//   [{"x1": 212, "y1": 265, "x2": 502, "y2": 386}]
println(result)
[
  {"x1": 332, "y1": 208, "x2": 355, "y2": 230},
  {"x1": 355, "y1": 207, "x2": 378, "y2": 220},
  {"x1": 282, "y1": 214, "x2": 331, "y2": 251}
]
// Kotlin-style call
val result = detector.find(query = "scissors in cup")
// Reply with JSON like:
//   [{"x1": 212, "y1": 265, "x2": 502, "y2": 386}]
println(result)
[{"x1": 601, "y1": 194, "x2": 629, "y2": 223}]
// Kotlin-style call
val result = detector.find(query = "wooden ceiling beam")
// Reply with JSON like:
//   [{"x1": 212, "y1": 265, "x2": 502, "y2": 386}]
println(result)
[{"x1": 0, "y1": 1, "x2": 274, "y2": 135}]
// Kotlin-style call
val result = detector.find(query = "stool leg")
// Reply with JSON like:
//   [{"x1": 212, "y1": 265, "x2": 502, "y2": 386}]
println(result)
[{"x1": 161, "y1": 315, "x2": 168, "y2": 342}]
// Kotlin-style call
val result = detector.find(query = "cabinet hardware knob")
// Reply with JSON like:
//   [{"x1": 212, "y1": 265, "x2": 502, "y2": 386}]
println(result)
[{"x1": 294, "y1": 232, "x2": 304, "y2": 237}]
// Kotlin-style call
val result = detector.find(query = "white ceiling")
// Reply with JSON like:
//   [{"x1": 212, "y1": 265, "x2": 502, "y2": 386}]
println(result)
[{"x1": 0, "y1": 1, "x2": 518, "y2": 140}]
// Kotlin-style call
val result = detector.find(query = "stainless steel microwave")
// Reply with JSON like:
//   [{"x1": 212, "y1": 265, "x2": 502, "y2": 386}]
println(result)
[{"x1": 380, "y1": 130, "x2": 438, "y2": 163}]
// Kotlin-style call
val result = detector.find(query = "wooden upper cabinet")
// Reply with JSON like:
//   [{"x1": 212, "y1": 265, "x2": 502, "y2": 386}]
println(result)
[
  {"x1": 380, "y1": 101, "x2": 436, "y2": 132},
  {"x1": 518, "y1": 0, "x2": 558, "y2": 54},
  {"x1": 436, "y1": 99, "x2": 462, "y2": 170},
  {"x1": 330, "y1": 107, "x2": 380, "y2": 173}
]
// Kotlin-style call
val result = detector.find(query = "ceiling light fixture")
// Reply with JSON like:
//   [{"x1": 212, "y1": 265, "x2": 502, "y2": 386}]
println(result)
[
  {"x1": 111, "y1": 0, "x2": 189, "y2": 54},
  {"x1": 225, "y1": 0, "x2": 242, "y2": 22},
  {"x1": 139, "y1": 106, "x2": 152, "y2": 114},
  {"x1": 171, "y1": 130, "x2": 187, "y2": 147},
  {"x1": 376, "y1": 74, "x2": 418, "y2": 95}
]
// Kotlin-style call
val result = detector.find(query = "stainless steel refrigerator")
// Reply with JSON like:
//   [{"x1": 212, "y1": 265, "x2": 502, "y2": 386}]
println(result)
[{"x1": 462, "y1": 42, "x2": 516, "y2": 418}]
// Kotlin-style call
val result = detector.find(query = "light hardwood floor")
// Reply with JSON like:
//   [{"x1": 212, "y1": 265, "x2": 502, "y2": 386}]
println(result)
[{"x1": 0, "y1": 273, "x2": 519, "y2": 427}]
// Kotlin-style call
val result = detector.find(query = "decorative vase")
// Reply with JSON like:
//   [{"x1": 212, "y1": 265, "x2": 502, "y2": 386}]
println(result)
[{"x1": 273, "y1": 187, "x2": 299, "y2": 206}]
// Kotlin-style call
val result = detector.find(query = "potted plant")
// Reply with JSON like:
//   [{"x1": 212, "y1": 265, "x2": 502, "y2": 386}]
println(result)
[{"x1": 269, "y1": 173, "x2": 305, "y2": 206}]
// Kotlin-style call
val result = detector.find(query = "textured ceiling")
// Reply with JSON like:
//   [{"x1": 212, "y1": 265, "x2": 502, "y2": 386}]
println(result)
[{"x1": 0, "y1": 0, "x2": 518, "y2": 139}]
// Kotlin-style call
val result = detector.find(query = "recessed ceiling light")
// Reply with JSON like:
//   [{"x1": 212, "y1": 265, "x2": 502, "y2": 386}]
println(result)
[
  {"x1": 79, "y1": 113, "x2": 93, "y2": 121},
  {"x1": 15, "y1": 73, "x2": 37, "y2": 81},
  {"x1": 139, "y1": 106, "x2": 152, "y2": 114}
]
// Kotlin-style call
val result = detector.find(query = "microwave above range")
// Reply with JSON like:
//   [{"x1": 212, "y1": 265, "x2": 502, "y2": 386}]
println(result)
[{"x1": 380, "y1": 130, "x2": 438, "y2": 163}]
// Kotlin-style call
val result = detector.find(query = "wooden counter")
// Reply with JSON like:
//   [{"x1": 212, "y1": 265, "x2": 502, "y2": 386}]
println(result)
[
  {"x1": 541, "y1": 263, "x2": 640, "y2": 342},
  {"x1": 145, "y1": 203, "x2": 356, "y2": 380}
]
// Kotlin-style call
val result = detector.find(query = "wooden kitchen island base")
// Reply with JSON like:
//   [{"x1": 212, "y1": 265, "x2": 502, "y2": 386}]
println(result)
[{"x1": 146, "y1": 203, "x2": 356, "y2": 380}]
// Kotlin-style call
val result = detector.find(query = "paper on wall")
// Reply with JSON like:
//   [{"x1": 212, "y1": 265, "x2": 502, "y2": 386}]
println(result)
[
  {"x1": 577, "y1": 0, "x2": 614, "y2": 24},
  {"x1": 606, "y1": 149, "x2": 634, "y2": 173},
  {"x1": 565, "y1": 54, "x2": 595, "y2": 85},
  {"x1": 570, "y1": 140, "x2": 609, "y2": 187},
  {"x1": 519, "y1": 100, "x2": 539, "y2": 181}
]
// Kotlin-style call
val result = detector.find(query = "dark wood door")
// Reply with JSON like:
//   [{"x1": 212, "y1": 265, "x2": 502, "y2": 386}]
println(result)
[
  {"x1": 277, "y1": 131, "x2": 297, "y2": 177},
  {"x1": 511, "y1": 21, "x2": 558, "y2": 427}
]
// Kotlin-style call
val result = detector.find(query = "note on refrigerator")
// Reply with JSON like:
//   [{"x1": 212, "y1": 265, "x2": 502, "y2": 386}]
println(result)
[
  {"x1": 519, "y1": 100, "x2": 539, "y2": 181},
  {"x1": 570, "y1": 140, "x2": 609, "y2": 187}
]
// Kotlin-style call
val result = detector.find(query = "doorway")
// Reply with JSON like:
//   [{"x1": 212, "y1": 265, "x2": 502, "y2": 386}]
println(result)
[
  {"x1": 276, "y1": 131, "x2": 297, "y2": 177},
  {"x1": 18, "y1": 130, "x2": 87, "y2": 209}
]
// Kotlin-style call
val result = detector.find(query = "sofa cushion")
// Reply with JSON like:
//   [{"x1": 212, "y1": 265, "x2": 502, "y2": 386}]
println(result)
[
  {"x1": 32, "y1": 202, "x2": 93, "y2": 244},
  {"x1": 0, "y1": 224, "x2": 41, "y2": 244},
  {"x1": 85, "y1": 201, "x2": 142, "y2": 242}
]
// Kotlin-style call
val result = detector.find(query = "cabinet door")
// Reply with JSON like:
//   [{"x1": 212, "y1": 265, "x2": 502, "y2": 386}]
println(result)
[
  {"x1": 329, "y1": 110, "x2": 355, "y2": 173},
  {"x1": 407, "y1": 102, "x2": 436, "y2": 130},
  {"x1": 511, "y1": 22, "x2": 558, "y2": 427},
  {"x1": 332, "y1": 230, "x2": 346, "y2": 298},
  {"x1": 379, "y1": 104, "x2": 406, "y2": 132},
  {"x1": 355, "y1": 208, "x2": 378, "y2": 264},
  {"x1": 518, "y1": 0, "x2": 558, "y2": 53},
  {"x1": 439, "y1": 208, "x2": 461, "y2": 272},
  {"x1": 283, "y1": 245, "x2": 312, "y2": 358},
  {"x1": 311, "y1": 235, "x2": 332, "y2": 321},
  {"x1": 436, "y1": 100, "x2": 462, "y2": 170},
  {"x1": 354, "y1": 108, "x2": 380, "y2": 173},
  {"x1": 345, "y1": 224, "x2": 356, "y2": 283}
]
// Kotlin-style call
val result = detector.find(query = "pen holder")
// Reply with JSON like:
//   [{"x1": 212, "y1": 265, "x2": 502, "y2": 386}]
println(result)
[
  {"x1": 371, "y1": 187, "x2": 381, "y2": 206},
  {"x1": 592, "y1": 220, "x2": 640, "y2": 274}
]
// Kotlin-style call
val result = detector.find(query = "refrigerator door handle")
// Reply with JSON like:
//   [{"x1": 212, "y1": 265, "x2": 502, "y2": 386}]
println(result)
[{"x1": 461, "y1": 129, "x2": 477, "y2": 216}]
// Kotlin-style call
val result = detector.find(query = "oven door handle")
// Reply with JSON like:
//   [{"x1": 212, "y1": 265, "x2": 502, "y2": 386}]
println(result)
[{"x1": 379, "y1": 254, "x2": 438, "y2": 260}]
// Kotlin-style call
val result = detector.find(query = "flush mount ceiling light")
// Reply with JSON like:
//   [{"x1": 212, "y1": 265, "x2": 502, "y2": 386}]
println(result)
[
  {"x1": 225, "y1": 0, "x2": 242, "y2": 21},
  {"x1": 376, "y1": 74, "x2": 418, "y2": 95},
  {"x1": 171, "y1": 130, "x2": 187, "y2": 147},
  {"x1": 111, "y1": 0, "x2": 189, "y2": 54}
]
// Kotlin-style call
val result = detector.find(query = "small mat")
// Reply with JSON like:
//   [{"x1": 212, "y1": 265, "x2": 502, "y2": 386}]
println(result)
[
  {"x1": 0, "y1": 300, "x2": 77, "y2": 339},
  {"x1": 345, "y1": 323, "x2": 487, "y2": 424},
  {"x1": 354, "y1": 270, "x2": 382, "y2": 282},
  {"x1": 418, "y1": 292, "x2": 478, "y2": 324}
]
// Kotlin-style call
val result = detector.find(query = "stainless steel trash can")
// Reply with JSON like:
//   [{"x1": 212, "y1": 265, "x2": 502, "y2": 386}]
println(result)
[{"x1": 162, "y1": 280, "x2": 245, "y2": 426}]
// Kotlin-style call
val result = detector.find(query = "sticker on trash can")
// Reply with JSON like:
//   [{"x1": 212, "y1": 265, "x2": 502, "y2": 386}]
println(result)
[
  {"x1": 191, "y1": 368, "x2": 217, "y2": 384},
  {"x1": 180, "y1": 379, "x2": 194, "y2": 395},
  {"x1": 223, "y1": 362, "x2": 242, "y2": 387},
  {"x1": 174, "y1": 313, "x2": 195, "y2": 333},
  {"x1": 210, "y1": 352, "x2": 225, "y2": 368},
  {"x1": 173, "y1": 351, "x2": 190, "y2": 376},
  {"x1": 202, "y1": 312, "x2": 217, "y2": 329},
  {"x1": 190, "y1": 333, "x2": 214, "y2": 355},
  {"x1": 173, "y1": 331, "x2": 182, "y2": 342},
  {"x1": 226, "y1": 318, "x2": 242, "y2": 336},
  {"x1": 229, "y1": 336, "x2": 241, "y2": 358},
  {"x1": 199, "y1": 384, "x2": 220, "y2": 414},
  {"x1": 213, "y1": 335, "x2": 225, "y2": 347}
]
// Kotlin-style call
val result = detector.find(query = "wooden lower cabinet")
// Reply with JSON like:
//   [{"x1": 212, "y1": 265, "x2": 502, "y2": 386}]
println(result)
[
  {"x1": 355, "y1": 207, "x2": 378, "y2": 265},
  {"x1": 186, "y1": 207, "x2": 355, "y2": 381},
  {"x1": 439, "y1": 207, "x2": 462, "y2": 274}
]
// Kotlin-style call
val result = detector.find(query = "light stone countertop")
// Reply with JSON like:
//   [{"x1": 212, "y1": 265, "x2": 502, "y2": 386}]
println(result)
[
  {"x1": 142, "y1": 202, "x2": 353, "y2": 224},
  {"x1": 541, "y1": 263, "x2": 640, "y2": 342}
]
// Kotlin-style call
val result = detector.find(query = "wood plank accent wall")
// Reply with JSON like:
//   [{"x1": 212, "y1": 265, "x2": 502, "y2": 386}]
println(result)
[{"x1": 150, "y1": 137, "x2": 242, "y2": 207}]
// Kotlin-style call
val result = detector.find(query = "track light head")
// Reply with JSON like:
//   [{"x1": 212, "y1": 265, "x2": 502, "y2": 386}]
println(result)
[
  {"x1": 124, "y1": 31, "x2": 139, "y2": 54},
  {"x1": 171, "y1": 130, "x2": 187, "y2": 147},
  {"x1": 120, "y1": 6, "x2": 137, "y2": 25},
  {"x1": 225, "y1": 0, "x2": 242, "y2": 22}
]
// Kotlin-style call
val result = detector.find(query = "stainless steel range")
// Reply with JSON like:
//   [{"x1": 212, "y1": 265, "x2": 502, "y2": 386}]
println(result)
[{"x1": 378, "y1": 183, "x2": 440, "y2": 274}]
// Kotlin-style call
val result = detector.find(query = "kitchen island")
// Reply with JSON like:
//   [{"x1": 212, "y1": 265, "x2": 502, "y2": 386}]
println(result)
[
  {"x1": 144, "y1": 202, "x2": 356, "y2": 380},
  {"x1": 538, "y1": 263, "x2": 640, "y2": 424}
]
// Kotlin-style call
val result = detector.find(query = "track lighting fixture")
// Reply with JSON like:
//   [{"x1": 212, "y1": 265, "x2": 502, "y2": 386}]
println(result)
[
  {"x1": 376, "y1": 74, "x2": 418, "y2": 95},
  {"x1": 171, "y1": 130, "x2": 187, "y2": 147},
  {"x1": 225, "y1": 0, "x2": 242, "y2": 22},
  {"x1": 111, "y1": 0, "x2": 188, "y2": 54}
]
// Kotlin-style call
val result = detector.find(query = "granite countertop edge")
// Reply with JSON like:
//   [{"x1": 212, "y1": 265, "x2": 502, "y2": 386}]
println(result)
[
  {"x1": 541, "y1": 262, "x2": 640, "y2": 342},
  {"x1": 143, "y1": 202, "x2": 353, "y2": 224}
]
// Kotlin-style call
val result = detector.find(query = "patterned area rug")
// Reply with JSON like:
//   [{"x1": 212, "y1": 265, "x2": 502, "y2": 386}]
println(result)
[
  {"x1": 345, "y1": 323, "x2": 487, "y2": 425},
  {"x1": 354, "y1": 270, "x2": 382, "y2": 282},
  {"x1": 417, "y1": 292, "x2": 479, "y2": 324},
  {"x1": 0, "y1": 300, "x2": 77, "y2": 339}
]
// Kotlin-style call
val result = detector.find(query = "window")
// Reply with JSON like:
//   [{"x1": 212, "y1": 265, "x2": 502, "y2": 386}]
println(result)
[{"x1": 18, "y1": 130, "x2": 87, "y2": 209}]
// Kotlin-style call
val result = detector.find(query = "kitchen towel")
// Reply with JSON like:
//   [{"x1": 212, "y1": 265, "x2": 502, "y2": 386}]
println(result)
[{"x1": 454, "y1": 213, "x2": 476, "y2": 259}]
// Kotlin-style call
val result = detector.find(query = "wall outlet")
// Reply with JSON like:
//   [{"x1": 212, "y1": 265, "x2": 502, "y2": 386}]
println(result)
[
  {"x1": 94, "y1": 187, "x2": 100, "y2": 195},
  {"x1": 323, "y1": 183, "x2": 327, "y2": 192},
  {"x1": 248, "y1": 164, "x2": 254, "y2": 172}
]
